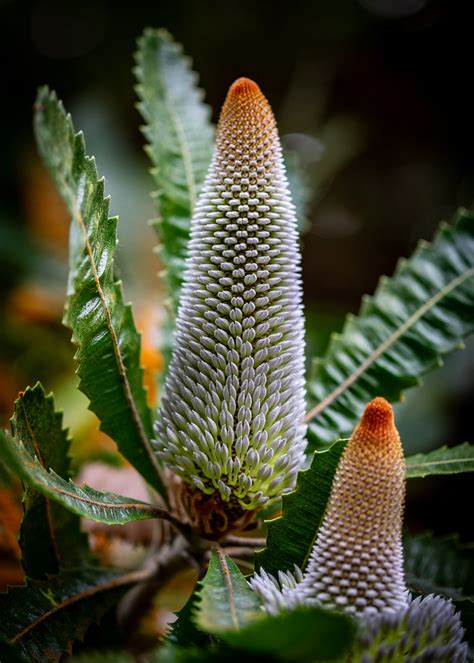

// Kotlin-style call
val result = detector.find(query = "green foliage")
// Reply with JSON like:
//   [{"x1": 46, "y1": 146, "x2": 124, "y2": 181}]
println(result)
[
  {"x1": 195, "y1": 550, "x2": 262, "y2": 633},
  {"x1": 404, "y1": 533, "x2": 474, "y2": 598},
  {"x1": 134, "y1": 28, "x2": 214, "y2": 313},
  {"x1": 11, "y1": 383, "x2": 89, "y2": 578},
  {"x1": 220, "y1": 606, "x2": 356, "y2": 662},
  {"x1": 306, "y1": 209, "x2": 474, "y2": 449},
  {"x1": 34, "y1": 87, "x2": 164, "y2": 496},
  {"x1": 168, "y1": 592, "x2": 209, "y2": 648},
  {"x1": 0, "y1": 567, "x2": 144, "y2": 662},
  {"x1": 404, "y1": 533, "x2": 474, "y2": 653},
  {"x1": 1, "y1": 24, "x2": 472, "y2": 663},
  {"x1": 256, "y1": 440, "x2": 347, "y2": 575},
  {"x1": 0, "y1": 429, "x2": 164, "y2": 525},
  {"x1": 405, "y1": 442, "x2": 474, "y2": 477}
]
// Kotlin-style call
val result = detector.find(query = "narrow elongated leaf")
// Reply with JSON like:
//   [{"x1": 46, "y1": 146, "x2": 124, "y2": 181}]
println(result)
[
  {"x1": 34, "y1": 87, "x2": 164, "y2": 495},
  {"x1": 11, "y1": 383, "x2": 89, "y2": 578},
  {"x1": 134, "y1": 28, "x2": 214, "y2": 313},
  {"x1": 405, "y1": 442, "x2": 474, "y2": 478},
  {"x1": 221, "y1": 605, "x2": 355, "y2": 662},
  {"x1": 306, "y1": 209, "x2": 474, "y2": 449},
  {"x1": 255, "y1": 440, "x2": 347, "y2": 576},
  {"x1": 0, "y1": 567, "x2": 147, "y2": 662},
  {"x1": 195, "y1": 549, "x2": 262, "y2": 633},
  {"x1": 0, "y1": 429, "x2": 165, "y2": 525}
]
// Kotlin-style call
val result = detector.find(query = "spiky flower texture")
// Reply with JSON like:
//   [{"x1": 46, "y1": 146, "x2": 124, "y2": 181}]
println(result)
[
  {"x1": 252, "y1": 398, "x2": 407, "y2": 615},
  {"x1": 251, "y1": 398, "x2": 468, "y2": 660},
  {"x1": 155, "y1": 78, "x2": 306, "y2": 532}
]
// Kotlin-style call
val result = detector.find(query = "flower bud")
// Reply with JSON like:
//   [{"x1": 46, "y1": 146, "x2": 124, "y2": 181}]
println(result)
[
  {"x1": 356, "y1": 594, "x2": 467, "y2": 662},
  {"x1": 252, "y1": 397, "x2": 408, "y2": 615},
  {"x1": 154, "y1": 78, "x2": 306, "y2": 529}
]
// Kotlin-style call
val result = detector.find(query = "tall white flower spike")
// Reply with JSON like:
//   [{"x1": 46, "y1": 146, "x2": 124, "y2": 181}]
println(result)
[
  {"x1": 154, "y1": 78, "x2": 306, "y2": 536},
  {"x1": 252, "y1": 397, "x2": 408, "y2": 615}
]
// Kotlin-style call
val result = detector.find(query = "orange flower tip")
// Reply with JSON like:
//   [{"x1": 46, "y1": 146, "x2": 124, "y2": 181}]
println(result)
[
  {"x1": 358, "y1": 397, "x2": 395, "y2": 435},
  {"x1": 227, "y1": 77, "x2": 261, "y2": 99}
]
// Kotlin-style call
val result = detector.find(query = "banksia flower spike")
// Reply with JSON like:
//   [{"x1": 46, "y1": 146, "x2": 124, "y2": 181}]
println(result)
[
  {"x1": 356, "y1": 594, "x2": 467, "y2": 662},
  {"x1": 252, "y1": 397, "x2": 408, "y2": 615},
  {"x1": 154, "y1": 78, "x2": 306, "y2": 534}
]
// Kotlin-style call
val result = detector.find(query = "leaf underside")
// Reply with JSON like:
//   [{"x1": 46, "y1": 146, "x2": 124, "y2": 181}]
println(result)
[
  {"x1": 306, "y1": 209, "x2": 474, "y2": 450},
  {"x1": 34, "y1": 86, "x2": 164, "y2": 495},
  {"x1": 134, "y1": 28, "x2": 214, "y2": 314},
  {"x1": 405, "y1": 442, "x2": 474, "y2": 478},
  {"x1": 0, "y1": 567, "x2": 142, "y2": 662},
  {"x1": 404, "y1": 533, "x2": 474, "y2": 654},
  {"x1": 0, "y1": 429, "x2": 162, "y2": 525},
  {"x1": 12, "y1": 383, "x2": 89, "y2": 578}
]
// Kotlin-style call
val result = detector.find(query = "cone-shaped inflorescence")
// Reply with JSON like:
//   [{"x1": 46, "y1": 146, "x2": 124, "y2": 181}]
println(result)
[
  {"x1": 252, "y1": 398, "x2": 408, "y2": 615},
  {"x1": 154, "y1": 78, "x2": 306, "y2": 529},
  {"x1": 355, "y1": 594, "x2": 467, "y2": 662}
]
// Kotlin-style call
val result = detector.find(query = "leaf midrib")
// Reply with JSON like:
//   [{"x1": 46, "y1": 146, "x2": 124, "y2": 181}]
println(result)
[
  {"x1": 10, "y1": 568, "x2": 150, "y2": 643},
  {"x1": 143, "y1": 46, "x2": 197, "y2": 212},
  {"x1": 66, "y1": 182, "x2": 162, "y2": 484},
  {"x1": 305, "y1": 263, "x2": 474, "y2": 424},
  {"x1": 18, "y1": 398, "x2": 61, "y2": 567}
]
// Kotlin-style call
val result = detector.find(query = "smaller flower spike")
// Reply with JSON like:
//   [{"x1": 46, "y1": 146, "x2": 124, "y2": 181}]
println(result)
[
  {"x1": 252, "y1": 397, "x2": 408, "y2": 615},
  {"x1": 154, "y1": 77, "x2": 306, "y2": 534},
  {"x1": 356, "y1": 595, "x2": 467, "y2": 662}
]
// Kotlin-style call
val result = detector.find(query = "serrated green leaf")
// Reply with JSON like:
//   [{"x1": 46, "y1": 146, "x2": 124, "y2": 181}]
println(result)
[
  {"x1": 168, "y1": 591, "x2": 209, "y2": 648},
  {"x1": 11, "y1": 383, "x2": 89, "y2": 578},
  {"x1": 306, "y1": 209, "x2": 474, "y2": 450},
  {"x1": 0, "y1": 567, "x2": 146, "y2": 662},
  {"x1": 134, "y1": 28, "x2": 214, "y2": 314},
  {"x1": 34, "y1": 86, "x2": 164, "y2": 496},
  {"x1": 221, "y1": 605, "x2": 356, "y2": 662},
  {"x1": 256, "y1": 440, "x2": 347, "y2": 576},
  {"x1": 195, "y1": 549, "x2": 262, "y2": 633},
  {"x1": 0, "y1": 429, "x2": 166, "y2": 525},
  {"x1": 405, "y1": 442, "x2": 474, "y2": 478}
]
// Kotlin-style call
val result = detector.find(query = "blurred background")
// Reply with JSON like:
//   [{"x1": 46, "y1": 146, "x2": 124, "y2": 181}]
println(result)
[{"x1": 1, "y1": 0, "x2": 473, "y2": 588}]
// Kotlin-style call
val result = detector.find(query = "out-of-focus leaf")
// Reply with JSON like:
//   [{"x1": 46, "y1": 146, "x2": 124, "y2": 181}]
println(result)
[
  {"x1": 221, "y1": 605, "x2": 355, "y2": 662},
  {"x1": 0, "y1": 429, "x2": 165, "y2": 525},
  {"x1": 283, "y1": 149, "x2": 312, "y2": 235},
  {"x1": 404, "y1": 533, "x2": 474, "y2": 598},
  {"x1": 256, "y1": 440, "x2": 347, "y2": 576},
  {"x1": 404, "y1": 533, "x2": 474, "y2": 656},
  {"x1": 405, "y1": 443, "x2": 474, "y2": 478},
  {"x1": 0, "y1": 567, "x2": 146, "y2": 662},
  {"x1": 11, "y1": 383, "x2": 89, "y2": 577},
  {"x1": 195, "y1": 549, "x2": 262, "y2": 633},
  {"x1": 306, "y1": 209, "x2": 474, "y2": 450},
  {"x1": 134, "y1": 28, "x2": 214, "y2": 314},
  {"x1": 71, "y1": 653, "x2": 133, "y2": 663},
  {"x1": 34, "y1": 87, "x2": 164, "y2": 495},
  {"x1": 168, "y1": 591, "x2": 209, "y2": 647}
]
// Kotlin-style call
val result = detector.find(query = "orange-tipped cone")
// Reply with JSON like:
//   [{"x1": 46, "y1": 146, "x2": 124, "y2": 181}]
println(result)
[{"x1": 298, "y1": 397, "x2": 407, "y2": 615}]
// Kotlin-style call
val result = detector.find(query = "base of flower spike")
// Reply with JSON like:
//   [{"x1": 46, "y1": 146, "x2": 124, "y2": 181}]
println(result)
[{"x1": 179, "y1": 482, "x2": 258, "y2": 539}]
